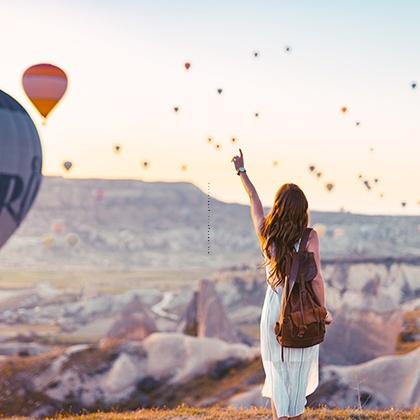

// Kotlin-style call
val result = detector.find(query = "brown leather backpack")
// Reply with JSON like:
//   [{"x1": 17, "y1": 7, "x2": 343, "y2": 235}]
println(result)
[{"x1": 274, "y1": 227, "x2": 327, "y2": 361}]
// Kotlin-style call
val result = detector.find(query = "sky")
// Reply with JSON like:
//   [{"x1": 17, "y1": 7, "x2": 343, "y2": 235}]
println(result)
[{"x1": 1, "y1": 0, "x2": 420, "y2": 215}]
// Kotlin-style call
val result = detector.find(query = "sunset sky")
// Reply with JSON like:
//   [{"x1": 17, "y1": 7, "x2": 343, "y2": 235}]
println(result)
[{"x1": 2, "y1": 0, "x2": 420, "y2": 215}]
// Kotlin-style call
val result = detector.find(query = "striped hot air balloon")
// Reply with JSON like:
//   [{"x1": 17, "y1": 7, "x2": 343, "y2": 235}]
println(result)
[{"x1": 22, "y1": 63, "x2": 68, "y2": 122}]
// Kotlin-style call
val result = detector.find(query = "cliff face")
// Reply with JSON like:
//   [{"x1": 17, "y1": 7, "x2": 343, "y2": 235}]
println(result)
[{"x1": 1, "y1": 177, "x2": 419, "y2": 270}]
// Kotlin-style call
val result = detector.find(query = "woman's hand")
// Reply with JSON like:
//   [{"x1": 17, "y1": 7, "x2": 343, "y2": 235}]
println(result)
[
  {"x1": 231, "y1": 148, "x2": 244, "y2": 171},
  {"x1": 325, "y1": 309, "x2": 333, "y2": 325}
]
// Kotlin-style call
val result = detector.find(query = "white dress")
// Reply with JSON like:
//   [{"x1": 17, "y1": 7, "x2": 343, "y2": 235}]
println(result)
[{"x1": 260, "y1": 238, "x2": 319, "y2": 417}]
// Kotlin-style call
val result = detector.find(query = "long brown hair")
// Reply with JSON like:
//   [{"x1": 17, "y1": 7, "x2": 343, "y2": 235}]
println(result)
[{"x1": 259, "y1": 183, "x2": 308, "y2": 293}]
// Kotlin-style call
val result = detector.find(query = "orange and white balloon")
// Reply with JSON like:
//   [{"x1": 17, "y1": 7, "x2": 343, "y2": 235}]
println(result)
[{"x1": 22, "y1": 63, "x2": 68, "y2": 122}]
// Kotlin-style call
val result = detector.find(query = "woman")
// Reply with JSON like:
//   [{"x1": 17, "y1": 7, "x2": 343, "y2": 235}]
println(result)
[{"x1": 231, "y1": 148, "x2": 333, "y2": 420}]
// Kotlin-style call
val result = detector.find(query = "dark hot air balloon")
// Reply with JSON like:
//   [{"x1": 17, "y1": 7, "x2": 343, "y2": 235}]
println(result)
[
  {"x1": 215, "y1": 144, "x2": 221, "y2": 150},
  {"x1": 142, "y1": 160, "x2": 150, "y2": 169},
  {"x1": 231, "y1": 137, "x2": 237, "y2": 144},
  {"x1": 284, "y1": 46, "x2": 291, "y2": 53},
  {"x1": 184, "y1": 62, "x2": 191, "y2": 70},
  {"x1": 309, "y1": 165, "x2": 315, "y2": 172},
  {"x1": 217, "y1": 88, "x2": 223, "y2": 95},
  {"x1": 411, "y1": 82, "x2": 417, "y2": 89},
  {"x1": 325, "y1": 183, "x2": 334, "y2": 192},
  {"x1": 316, "y1": 171, "x2": 322, "y2": 178},
  {"x1": 173, "y1": 106, "x2": 179, "y2": 113},
  {"x1": 341, "y1": 106, "x2": 348, "y2": 113},
  {"x1": 63, "y1": 161, "x2": 72, "y2": 172},
  {"x1": 113, "y1": 144, "x2": 121, "y2": 154},
  {"x1": 0, "y1": 90, "x2": 42, "y2": 249},
  {"x1": 207, "y1": 137, "x2": 213, "y2": 144}
]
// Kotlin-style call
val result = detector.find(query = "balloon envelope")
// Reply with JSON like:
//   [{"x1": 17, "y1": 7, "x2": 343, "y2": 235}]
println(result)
[
  {"x1": 0, "y1": 90, "x2": 42, "y2": 249},
  {"x1": 22, "y1": 63, "x2": 67, "y2": 119}
]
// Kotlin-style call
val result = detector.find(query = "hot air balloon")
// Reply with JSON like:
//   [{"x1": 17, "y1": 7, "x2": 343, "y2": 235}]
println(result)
[
  {"x1": 341, "y1": 106, "x2": 348, "y2": 113},
  {"x1": 184, "y1": 62, "x2": 191, "y2": 70},
  {"x1": 207, "y1": 137, "x2": 213, "y2": 144},
  {"x1": 22, "y1": 63, "x2": 67, "y2": 123},
  {"x1": 374, "y1": 178, "x2": 379, "y2": 184},
  {"x1": 142, "y1": 160, "x2": 150, "y2": 169},
  {"x1": 180, "y1": 164, "x2": 188, "y2": 171},
  {"x1": 255, "y1": 112, "x2": 259, "y2": 117},
  {"x1": 231, "y1": 137, "x2": 237, "y2": 144},
  {"x1": 363, "y1": 180, "x2": 371, "y2": 190},
  {"x1": 358, "y1": 173, "x2": 363, "y2": 179},
  {"x1": 284, "y1": 46, "x2": 292, "y2": 53},
  {"x1": 253, "y1": 51, "x2": 259, "y2": 58},
  {"x1": 273, "y1": 160, "x2": 279, "y2": 167},
  {"x1": 63, "y1": 161, "x2": 72, "y2": 172},
  {"x1": 173, "y1": 106, "x2": 179, "y2": 113},
  {"x1": 325, "y1": 182, "x2": 334, "y2": 192},
  {"x1": 309, "y1": 165, "x2": 316, "y2": 172},
  {"x1": 0, "y1": 90, "x2": 42, "y2": 250},
  {"x1": 51, "y1": 220, "x2": 66, "y2": 235},
  {"x1": 411, "y1": 82, "x2": 417, "y2": 89},
  {"x1": 217, "y1": 88, "x2": 223, "y2": 95},
  {"x1": 355, "y1": 121, "x2": 361, "y2": 126},
  {"x1": 215, "y1": 144, "x2": 221, "y2": 150},
  {"x1": 66, "y1": 233, "x2": 79, "y2": 247},
  {"x1": 94, "y1": 188, "x2": 104, "y2": 202},
  {"x1": 401, "y1": 201, "x2": 407, "y2": 207},
  {"x1": 316, "y1": 171, "x2": 322, "y2": 178},
  {"x1": 113, "y1": 144, "x2": 121, "y2": 154}
]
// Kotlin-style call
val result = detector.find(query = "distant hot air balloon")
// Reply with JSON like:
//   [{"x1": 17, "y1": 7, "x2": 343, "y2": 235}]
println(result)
[
  {"x1": 231, "y1": 137, "x2": 237, "y2": 144},
  {"x1": 217, "y1": 88, "x2": 223, "y2": 95},
  {"x1": 142, "y1": 160, "x2": 150, "y2": 169},
  {"x1": 255, "y1": 112, "x2": 259, "y2": 118},
  {"x1": 284, "y1": 46, "x2": 292, "y2": 53},
  {"x1": 363, "y1": 180, "x2": 371, "y2": 190},
  {"x1": 358, "y1": 173, "x2": 363, "y2": 179},
  {"x1": 63, "y1": 161, "x2": 72, "y2": 172},
  {"x1": 316, "y1": 171, "x2": 322, "y2": 179},
  {"x1": 94, "y1": 188, "x2": 104, "y2": 202},
  {"x1": 273, "y1": 160, "x2": 279, "y2": 167},
  {"x1": 325, "y1": 182, "x2": 334, "y2": 192},
  {"x1": 0, "y1": 90, "x2": 42, "y2": 250},
  {"x1": 215, "y1": 144, "x2": 221, "y2": 150},
  {"x1": 309, "y1": 165, "x2": 316, "y2": 173},
  {"x1": 180, "y1": 164, "x2": 188, "y2": 171},
  {"x1": 184, "y1": 62, "x2": 191, "y2": 70},
  {"x1": 355, "y1": 121, "x2": 361, "y2": 126},
  {"x1": 341, "y1": 106, "x2": 348, "y2": 113},
  {"x1": 401, "y1": 201, "x2": 407, "y2": 207},
  {"x1": 113, "y1": 144, "x2": 121, "y2": 154},
  {"x1": 411, "y1": 82, "x2": 417, "y2": 89},
  {"x1": 207, "y1": 137, "x2": 213, "y2": 144},
  {"x1": 374, "y1": 178, "x2": 379, "y2": 184},
  {"x1": 253, "y1": 51, "x2": 259, "y2": 58},
  {"x1": 173, "y1": 106, "x2": 179, "y2": 113},
  {"x1": 22, "y1": 63, "x2": 67, "y2": 123},
  {"x1": 66, "y1": 233, "x2": 79, "y2": 247},
  {"x1": 51, "y1": 220, "x2": 66, "y2": 235}
]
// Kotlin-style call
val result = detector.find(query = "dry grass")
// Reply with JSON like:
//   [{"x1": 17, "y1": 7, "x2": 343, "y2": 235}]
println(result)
[{"x1": 0, "y1": 405, "x2": 419, "y2": 419}]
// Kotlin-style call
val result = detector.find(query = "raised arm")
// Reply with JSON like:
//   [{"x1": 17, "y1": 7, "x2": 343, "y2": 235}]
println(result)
[{"x1": 231, "y1": 149, "x2": 265, "y2": 244}]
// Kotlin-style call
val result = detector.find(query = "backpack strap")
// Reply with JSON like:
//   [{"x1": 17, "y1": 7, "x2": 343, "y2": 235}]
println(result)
[{"x1": 285, "y1": 227, "x2": 312, "y2": 302}]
